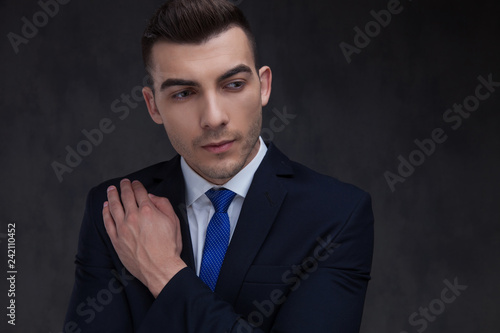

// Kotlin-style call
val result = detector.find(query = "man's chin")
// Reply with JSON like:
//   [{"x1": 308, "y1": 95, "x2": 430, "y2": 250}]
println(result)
[
  {"x1": 188, "y1": 139, "x2": 258, "y2": 183},
  {"x1": 197, "y1": 159, "x2": 244, "y2": 184}
]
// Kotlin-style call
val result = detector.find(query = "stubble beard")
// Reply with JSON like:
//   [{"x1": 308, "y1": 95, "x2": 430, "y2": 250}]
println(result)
[{"x1": 170, "y1": 115, "x2": 262, "y2": 183}]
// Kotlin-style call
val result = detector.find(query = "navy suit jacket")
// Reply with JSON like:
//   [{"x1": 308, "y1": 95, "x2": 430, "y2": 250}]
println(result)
[{"x1": 64, "y1": 143, "x2": 374, "y2": 333}]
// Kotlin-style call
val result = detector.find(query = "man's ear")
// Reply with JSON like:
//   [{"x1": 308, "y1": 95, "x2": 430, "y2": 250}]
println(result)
[
  {"x1": 143, "y1": 86, "x2": 163, "y2": 124},
  {"x1": 258, "y1": 66, "x2": 272, "y2": 107}
]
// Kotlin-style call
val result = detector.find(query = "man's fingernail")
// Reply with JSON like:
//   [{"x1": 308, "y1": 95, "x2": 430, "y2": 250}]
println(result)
[
  {"x1": 103, "y1": 201, "x2": 109, "y2": 208},
  {"x1": 107, "y1": 186, "x2": 115, "y2": 192},
  {"x1": 121, "y1": 178, "x2": 130, "y2": 183}
]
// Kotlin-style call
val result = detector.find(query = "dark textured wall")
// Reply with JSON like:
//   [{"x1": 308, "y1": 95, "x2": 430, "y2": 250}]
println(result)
[{"x1": 1, "y1": 0, "x2": 499, "y2": 332}]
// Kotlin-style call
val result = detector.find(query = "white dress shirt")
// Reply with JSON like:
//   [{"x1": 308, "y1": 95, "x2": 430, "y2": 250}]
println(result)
[{"x1": 180, "y1": 136, "x2": 267, "y2": 275}]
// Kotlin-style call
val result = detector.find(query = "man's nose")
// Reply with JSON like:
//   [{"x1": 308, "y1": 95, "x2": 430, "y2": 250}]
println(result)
[{"x1": 200, "y1": 92, "x2": 229, "y2": 129}]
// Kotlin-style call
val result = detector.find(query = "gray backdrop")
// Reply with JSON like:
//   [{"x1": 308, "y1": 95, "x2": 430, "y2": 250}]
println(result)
[{"x1": 1, "y1": 0, "x2": 499, "y2": 332}]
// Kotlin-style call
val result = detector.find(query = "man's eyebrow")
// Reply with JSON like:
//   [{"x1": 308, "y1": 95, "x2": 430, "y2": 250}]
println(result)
[
  {"x1": 160, "y1": 78, "x2": 200, "y2": 91},
  {"x1": 217, "y1": 64, "x2": 253, "y2": 82},
  {"x1": 159, "y1": 64, "x2": 253, "y2": 91}
]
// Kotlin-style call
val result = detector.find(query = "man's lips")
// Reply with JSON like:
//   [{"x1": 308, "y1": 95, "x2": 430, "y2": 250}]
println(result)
[{"x1": 202, "y1": 140, "x2": 235, "y2": 154}]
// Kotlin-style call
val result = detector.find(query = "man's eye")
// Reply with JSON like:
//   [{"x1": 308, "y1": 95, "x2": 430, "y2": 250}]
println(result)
[
  {"x1": 172, "y1": 90, "x2": 194, "y2": 100},
  {"x1": 225, "y1": 81, "x2": 245, "y2": 90}
]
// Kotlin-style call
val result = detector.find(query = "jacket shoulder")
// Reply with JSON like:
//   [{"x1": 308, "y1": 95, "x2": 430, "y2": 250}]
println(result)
[
  {"x1": 87, "y1": 156, "x2": 179, "y2": 201},
  {"x1": 288, "y1": 160, "x2": 369, "y2": 202}
]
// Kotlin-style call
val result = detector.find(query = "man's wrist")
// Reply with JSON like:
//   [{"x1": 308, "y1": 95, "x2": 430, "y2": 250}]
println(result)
[{"x1": 148, "y1": 258, "x2": 187, "y2": 298}]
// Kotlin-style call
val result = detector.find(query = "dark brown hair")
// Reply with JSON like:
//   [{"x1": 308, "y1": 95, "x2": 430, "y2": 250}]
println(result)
[{"x1": 141, "y1": 0, "x2": 257, "y2": 76}]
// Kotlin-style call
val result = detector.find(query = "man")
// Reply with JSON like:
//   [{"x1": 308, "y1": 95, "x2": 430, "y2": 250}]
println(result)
[{"x1": 64, "y1": 0, "x2": 374, "y2": 332}]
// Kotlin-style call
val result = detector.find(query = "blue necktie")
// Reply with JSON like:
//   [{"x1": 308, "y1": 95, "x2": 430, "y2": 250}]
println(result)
[{"x1": 199, "y1": 188, "x2": 236, "y2": 291}]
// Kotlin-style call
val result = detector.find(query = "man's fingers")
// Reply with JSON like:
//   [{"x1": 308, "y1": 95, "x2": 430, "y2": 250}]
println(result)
[
  {"x1": 119, "y1": 178, "x2": 138, "y2": 212},
  {"x1": 102, "y1": 201, "x2": 118, "y2": 241},
  {"x1": 107, "y1": 185, "x2": 125, "y2": 222},
  {"x1": 131, "y1": 180, "x2": 150, "y2": 206}
]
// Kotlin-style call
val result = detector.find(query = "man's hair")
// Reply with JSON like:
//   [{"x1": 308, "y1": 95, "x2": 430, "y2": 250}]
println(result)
[{"x1": 141, "y1": 0, "x2": 257, "y2": 77}]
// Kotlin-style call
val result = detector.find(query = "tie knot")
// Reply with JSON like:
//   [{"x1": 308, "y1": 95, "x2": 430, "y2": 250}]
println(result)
[{"x1": 205, "y1": 188, "x2": 236, "y2": 213}]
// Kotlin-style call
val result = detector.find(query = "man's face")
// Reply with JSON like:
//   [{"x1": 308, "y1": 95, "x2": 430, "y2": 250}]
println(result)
[{"x1": 143, "y1": 27, "x2": 272, "y2": 185}]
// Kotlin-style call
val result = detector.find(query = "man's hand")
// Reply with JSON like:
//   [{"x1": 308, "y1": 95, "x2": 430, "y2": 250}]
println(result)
[{"x1": 102, "y1": 178, "x2": 187, "y2": 298}]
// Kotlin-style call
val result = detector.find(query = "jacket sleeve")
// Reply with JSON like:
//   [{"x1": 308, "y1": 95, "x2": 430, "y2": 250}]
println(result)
[
  {"x1": 137, "y1": 193, "x2": 374, "y2": 333},
  {"x1": 63, "y1": 188, "x2": 137, "y2": 333}
]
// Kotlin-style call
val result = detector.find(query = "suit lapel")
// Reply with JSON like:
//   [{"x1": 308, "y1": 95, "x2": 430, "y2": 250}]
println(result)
[
  {"x1": 215, "y1": 144, "x2": 293, "y2": 304},
  {"x1": 150, "y1": 156, "x2": 195, "y2": 270}
]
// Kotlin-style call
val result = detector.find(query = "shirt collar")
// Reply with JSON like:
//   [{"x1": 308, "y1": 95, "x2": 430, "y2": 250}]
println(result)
[{"x1": 181, "y1": 136, "x2": 267, "y2": 207}]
